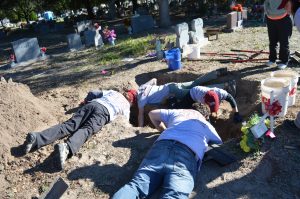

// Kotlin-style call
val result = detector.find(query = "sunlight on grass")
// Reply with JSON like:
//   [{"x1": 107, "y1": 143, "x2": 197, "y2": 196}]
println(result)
[{"x1": 95, "y1": 35, "x2": 156, "y2": 65}]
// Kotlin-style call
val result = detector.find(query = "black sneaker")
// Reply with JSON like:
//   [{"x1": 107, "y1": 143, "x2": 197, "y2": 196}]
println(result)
[
  {"x1": 25, "y1": 133, "x2": 37, "y2": 154},
  {"x1": 216, "y1": 67, "x2": 228, "y2": 76},
  {"x1": 54, "y1": 143, "x2": 70, "y2": 170}
]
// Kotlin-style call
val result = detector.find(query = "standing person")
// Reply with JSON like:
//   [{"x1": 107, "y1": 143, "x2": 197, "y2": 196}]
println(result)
[
  {"x1": 264, "y1": 0, "x2": 293, "y2": 69},
  {"x1": 24, "y1": 89, "x2": 137, "y2": 170},
  {"x1": 172, "y1": 86, "x2": 242, "y2": 123},
  {"x1": 113, "y1": 104, "x2": 222, "y2": 199},
  {"x1": 137, "y1": 68, "x2": 236, "y2": 127}
]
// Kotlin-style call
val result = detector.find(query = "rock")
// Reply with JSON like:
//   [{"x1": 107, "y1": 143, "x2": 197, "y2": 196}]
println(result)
[{"x1": 1, "y1": 77, "x2": 6, "y2": 83}]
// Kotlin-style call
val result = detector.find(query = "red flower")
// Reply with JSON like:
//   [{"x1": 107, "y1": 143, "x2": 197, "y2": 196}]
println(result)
[
  {"x1": 41, "y1": 47, "x2": 47, "y2": 53},
  {"x1": 10, "y1": 54, "x2": 15, "y2": 61}
]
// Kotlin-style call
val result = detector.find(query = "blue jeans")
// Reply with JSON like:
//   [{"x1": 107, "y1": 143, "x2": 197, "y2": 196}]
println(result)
[{"x1": 112, "y1": 140, "x2": 198, "y2": 199}]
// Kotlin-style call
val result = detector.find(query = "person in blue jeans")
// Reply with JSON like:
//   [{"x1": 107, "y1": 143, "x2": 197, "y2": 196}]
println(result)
[{"x1": 113, "y1": 103, "x2": 222, "y2": 199}]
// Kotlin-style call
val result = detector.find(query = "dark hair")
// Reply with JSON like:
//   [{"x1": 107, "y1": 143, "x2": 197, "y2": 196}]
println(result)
[{"x1": 192, "y1": 103, "x2": 211, "y2": 119}]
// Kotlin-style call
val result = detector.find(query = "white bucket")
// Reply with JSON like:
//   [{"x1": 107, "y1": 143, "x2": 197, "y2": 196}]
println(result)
[
  {"x1": 270, "y1": 70, "x2": 299, "y2": 106},
  {"x1": 187, "y1": 44, "x2": 201, "y2": 60},
  {"x1": 261, "y1": 77, "x2": 290, "y2": 117}
]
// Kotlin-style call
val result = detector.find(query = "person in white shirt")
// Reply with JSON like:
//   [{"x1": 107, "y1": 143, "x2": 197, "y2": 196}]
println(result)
[
  {"x1": 137, "y1": 68, "x2": 236, "y2": 126},
  {"x1": 113, "y1": 104, "x2": 222, "y2": 199},
  {"x1": 24, "y1": 89, "x2": 137, "y2": 170}
]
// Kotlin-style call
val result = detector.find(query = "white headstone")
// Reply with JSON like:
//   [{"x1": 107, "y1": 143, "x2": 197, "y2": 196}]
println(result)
[
  {"x1": 190, "y1": 18, "x2": 208, "y2": 45},
  {"x1": 175, "y1": 22, "x2": 189, "y2": 49}
]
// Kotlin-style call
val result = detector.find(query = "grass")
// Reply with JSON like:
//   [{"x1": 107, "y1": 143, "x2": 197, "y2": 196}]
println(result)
[{"x1": 96, "y1": 34, "x2": 156, "y2": 66}]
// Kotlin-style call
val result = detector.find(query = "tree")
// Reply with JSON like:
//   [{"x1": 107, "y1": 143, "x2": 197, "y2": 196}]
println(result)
[{"x1": 159, "y1": 0, "x2": 170, "y2": 27}]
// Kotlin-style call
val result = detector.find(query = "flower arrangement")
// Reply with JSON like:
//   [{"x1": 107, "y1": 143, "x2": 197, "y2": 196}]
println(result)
[
  {"x1": 40, "y1": 47, "x2": 47, "y2": 57},
  {"x1": 10, "y1": 54, "x2": 15, "y2": 62},
  {"x1": 103, "y1": 27, "x2": 116, "y2": 45},
  {"x1": 232, "y1": 4, "x2": 243, "y2": 11},
  {"x1": 240, "y1": 114, "x2": 270, "y2": 152}
]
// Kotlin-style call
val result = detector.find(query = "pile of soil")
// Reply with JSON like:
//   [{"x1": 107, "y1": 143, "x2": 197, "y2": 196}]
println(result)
[{"x1": 0, "y1": 77, "x2": 58, "y2": 157}]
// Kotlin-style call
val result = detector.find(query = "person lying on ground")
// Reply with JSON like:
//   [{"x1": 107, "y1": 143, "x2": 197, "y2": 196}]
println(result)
[
  {"x1": 24, "y1": 89, "x2": 137, "y2": 170},
  {"x1": 112, "y1": 103, "x2": 222, "y2": 199},
  {"x1": 278, "y1": 0, "x2": 300, "y2": 31},
  {"x1": 171, "y1": 86, "x2": 242, "y2": 123},
  {"x1": 137, "y1": 67, "x2": 236, "y2": 126}
]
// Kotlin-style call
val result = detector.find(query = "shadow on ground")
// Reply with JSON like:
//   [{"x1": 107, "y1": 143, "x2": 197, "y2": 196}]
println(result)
[{"x1": 67, "y1": 132, "x2": 159, "y2": 197}]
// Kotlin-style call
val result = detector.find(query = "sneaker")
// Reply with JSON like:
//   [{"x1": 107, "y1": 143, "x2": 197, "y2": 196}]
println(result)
[
  {"x1": 55, "y1": 143, "x2": 70, "y2": 170},
  {"x1": 265, "y1": 61, "x2": 276, "y2": 67},
  {"x1": 25, "y1": 133, "x2": 37, "y2": 154},
  {"x1": 226, "y1": 80, "x2": 237, "y2": 97},
  {"x1": 277, "y1": 63, "x2": 287, "y2": 69},
  {"x1": 216, "y1": 67, "x2": 228, "y2": 76}
]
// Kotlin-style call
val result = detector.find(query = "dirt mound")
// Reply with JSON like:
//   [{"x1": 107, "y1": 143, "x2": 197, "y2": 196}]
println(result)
[{"x1": 0, "y1": 77, "x2": 58, "y2": 156}]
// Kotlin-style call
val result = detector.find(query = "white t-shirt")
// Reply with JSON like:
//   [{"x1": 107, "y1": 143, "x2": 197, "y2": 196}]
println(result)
[
  {"x1": 157, "y1": 109, "x2": 222, "y2": 160},
  {"x1": 137, "y1": 84, "x2": 170, "y2": 108},
  {"x1": 190, "y1": 86, "x2": 228, "y2": 103},
  {"x1": 93, "y1": 90, "x2": 130, "y2": 121}
]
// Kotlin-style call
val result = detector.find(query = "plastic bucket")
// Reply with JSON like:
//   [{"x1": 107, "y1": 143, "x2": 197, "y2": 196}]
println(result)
[
  {"x1": 261, "y1": 77, "x2": 290, "y2": 117},
  {"x1": 164, "y1": 48, "x2": 181, "y2": 71},
  {"x1": 270, "y1": 70, "x2": 299, "y2": 106},
  {"x1": 187, "y1": 44, "x2": 201, "y2": 60}
]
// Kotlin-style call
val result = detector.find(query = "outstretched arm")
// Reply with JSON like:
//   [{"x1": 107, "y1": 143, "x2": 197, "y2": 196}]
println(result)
[
  {"x1": 144, "y1": 78, "x2": 157, "y2": 86},
  {"x1": 138, "y1": 107, "x2": 145, "y2": 127},
  {"x1": 225, "y1": 94, "x2": 238, "y2": 112},
  {"x1": 148, "y1": 110, "x2": 166, "y2": 132}
]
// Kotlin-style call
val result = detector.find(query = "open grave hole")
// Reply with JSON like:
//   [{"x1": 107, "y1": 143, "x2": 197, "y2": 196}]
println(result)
[{"x1": 133, "y1": 72, "x2": 261, "y2": 141}]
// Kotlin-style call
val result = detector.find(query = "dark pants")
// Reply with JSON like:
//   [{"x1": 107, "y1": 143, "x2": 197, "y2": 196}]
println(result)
[
  {"x1": 35, "y1": 102, "x2": 110, "y2": 155},
  {"x1": 170, "y1": 92, "x2": 195, "y2": 109},
  {"x1": 266, "y1": 15, "x2": 293, "y2": 63}
]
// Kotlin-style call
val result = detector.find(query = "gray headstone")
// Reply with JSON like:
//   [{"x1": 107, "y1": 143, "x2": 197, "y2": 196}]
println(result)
[
  {"x1": 131, "y1": 15, "x2": 154, "y2": 34},
  {"x1": 76, "y1": 20, "x2": 92, "y2": 33},
  {"x1": 175, "y1": 22, "x2": 189, "y2": 49},
  {"x1": 67, "y1": 33, "x2": 84, "y2": 51},
  {"x1": 12, "y1": 38, "x2": 41, "y2": 63},
  {"x1": 242, "y1": 9, "x2": 248, "y2": 20},
  {"x1": 84, "y1": 30, "x2": 103, "y2": 47},
  {"x1": 237, "y1": 12, "x2": 242, "y2": 21},
  {"x1": 227, "y1": 12, "x2": 237, "y2": 30}
]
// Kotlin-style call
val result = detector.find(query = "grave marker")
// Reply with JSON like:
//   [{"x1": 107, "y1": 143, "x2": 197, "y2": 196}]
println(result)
[
  {"x1": 67, "y1": 33, "x2": 84, "y2": 51},
  {"x1": 84, "y1": 30, "x2": 103, "y2": 47},
  {"x1": 175, "y1": 22, "x2": 189, "y2": 49},
  {"x1": 11, "y1": 38, "x2": 41, "y2": 63},
  {"x1": 189, "y1": 18, "x2": 209, "y2": 47},
  {"x1": 131, "y1": 15, "x2": 154, "y2": 34}
]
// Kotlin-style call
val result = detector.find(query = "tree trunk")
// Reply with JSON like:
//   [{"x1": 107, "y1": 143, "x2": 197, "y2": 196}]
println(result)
[
  {"x1": 159, "y1": 0, "x2": 170, "y2": 27},
  {"x1": 85, "y1": 0, "x2": 95, "y2": 19},
  {"x1": 108, "y1": 0, "x2": 116, "y2": 19},
  {"x1": 132, "y1": 0, "x2": 138, "y2": 14}
]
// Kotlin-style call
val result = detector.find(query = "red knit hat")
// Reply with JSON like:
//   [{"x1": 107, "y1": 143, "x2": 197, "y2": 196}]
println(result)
[
  {"x1": 278, "y1": 0, "x2": 289, "y2": 9},
  {"x1": 127, "y1": 89, "x2": 137, "y2": 104},
  {"x1": 204, "y1": 91, "x2": 220, "y2": 113}
]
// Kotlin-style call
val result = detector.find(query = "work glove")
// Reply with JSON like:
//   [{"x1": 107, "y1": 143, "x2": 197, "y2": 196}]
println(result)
[{"x1": 233, "y1": 112, "x2": 243, "y2": 123}]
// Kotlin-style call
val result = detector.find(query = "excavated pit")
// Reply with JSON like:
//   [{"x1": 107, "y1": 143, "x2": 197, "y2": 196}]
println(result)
[{"x1": 134, "y1": 72, "x2": 261, "y2": 141}]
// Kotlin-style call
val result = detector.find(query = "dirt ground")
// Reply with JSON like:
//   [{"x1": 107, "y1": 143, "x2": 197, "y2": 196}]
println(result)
[{"x1": 0, "y1": 18, "x2": 300, "y2": 199}]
